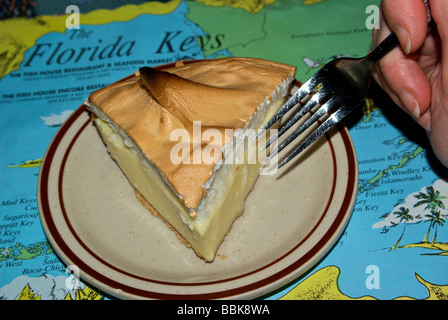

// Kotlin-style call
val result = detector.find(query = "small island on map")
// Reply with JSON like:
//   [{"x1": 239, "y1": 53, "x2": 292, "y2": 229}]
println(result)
[{"x1": 374, "y1": 182, "x2": 448, "y2": 256}]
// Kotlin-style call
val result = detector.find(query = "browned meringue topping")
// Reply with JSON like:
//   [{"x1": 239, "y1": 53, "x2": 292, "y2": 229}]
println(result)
[{"x1": 88, "y1": 58, "x2": 296, "y2": 208}]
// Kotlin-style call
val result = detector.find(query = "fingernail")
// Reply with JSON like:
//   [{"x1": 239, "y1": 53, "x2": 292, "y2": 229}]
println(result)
[
  {"x1": 398, "y1": 90, "x2": 420, "y2": 119},
  {"x1": 393, "y1": 25, "x2": 411, "y2": 54},
  {"x1": 412, "y1": 100, "x2": 420, "y2": 119},
  {"x1": 420, "y1": 111, "x2": 431, "y2": 132}
]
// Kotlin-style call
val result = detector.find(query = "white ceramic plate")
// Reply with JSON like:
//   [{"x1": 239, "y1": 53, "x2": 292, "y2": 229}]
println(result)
[{"x1": 38, "y1": 69, "x2": 358, "y2": 300}]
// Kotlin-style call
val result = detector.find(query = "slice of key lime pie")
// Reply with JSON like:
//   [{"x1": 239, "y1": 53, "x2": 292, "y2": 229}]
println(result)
[{"x1": 85, "y1": 58, "x2": 296, "y2": 261}]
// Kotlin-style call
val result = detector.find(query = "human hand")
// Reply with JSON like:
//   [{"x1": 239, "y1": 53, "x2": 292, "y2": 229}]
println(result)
[{"x1": 371, "y1": 0, "x2": 448, "y2": 167}]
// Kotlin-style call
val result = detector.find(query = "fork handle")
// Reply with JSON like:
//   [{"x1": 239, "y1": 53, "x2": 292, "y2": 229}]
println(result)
[{"x1": 366, "y1": 33, "x2": 399, "y2": 66}]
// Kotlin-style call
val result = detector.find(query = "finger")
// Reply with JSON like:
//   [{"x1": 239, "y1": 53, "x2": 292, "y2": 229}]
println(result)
[
  {"x1": 373, "y1": 50, "x2": 432, "y2": 124},
  {"x1": 373, "y1": 54, "x2": 431, "y2": 124},
  {"x1": 381, "y1": 0, "x2": 429, "y2": 54},
  {"x1": 372, "y1": 1, "x2": 431, "y2": 125}
]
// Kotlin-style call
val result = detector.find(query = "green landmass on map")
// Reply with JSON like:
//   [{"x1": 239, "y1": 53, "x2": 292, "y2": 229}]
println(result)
[
  {"x1": 359, "y1": 145, "x2": 424, "y2": 192},
  {"x1": 0, "y1": 241, "x2": 52, "y2": 262},
  {"x1": 194, "y1": 0, "x2": 276, "y2": 13},
  {"x1": 186, "y1": 0, "x2": 372, "y2": 76}
]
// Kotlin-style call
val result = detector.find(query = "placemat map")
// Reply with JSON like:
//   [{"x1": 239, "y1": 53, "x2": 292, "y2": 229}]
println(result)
[{"x1": 1, "y1": 0, "x2": 447, "y2": 300}]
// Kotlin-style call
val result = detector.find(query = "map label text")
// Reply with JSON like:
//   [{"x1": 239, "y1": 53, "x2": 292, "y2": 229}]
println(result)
[{"x1": 24, "y1": 36, "x2": 135, "y2": 67}]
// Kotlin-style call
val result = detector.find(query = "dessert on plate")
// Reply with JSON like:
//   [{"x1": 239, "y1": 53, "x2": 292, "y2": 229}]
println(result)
[{"x1": 85, "y1": 58, "x2": 296, "y2": 261}]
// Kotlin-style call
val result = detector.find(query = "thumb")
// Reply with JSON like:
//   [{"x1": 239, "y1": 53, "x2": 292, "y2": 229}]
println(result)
[{"x1": 381, "y1": 0, "x2": 429, "y2": 54}]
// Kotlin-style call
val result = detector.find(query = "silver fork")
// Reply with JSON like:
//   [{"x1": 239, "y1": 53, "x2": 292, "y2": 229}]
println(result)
[{"x1": 256, "y1": 1, "x2": 432, "y2": 169}]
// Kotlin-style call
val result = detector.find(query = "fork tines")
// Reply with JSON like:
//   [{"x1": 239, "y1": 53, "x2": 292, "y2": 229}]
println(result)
[{"x1": 255, "y1": 75, "x2": 341, "y2": 169}]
